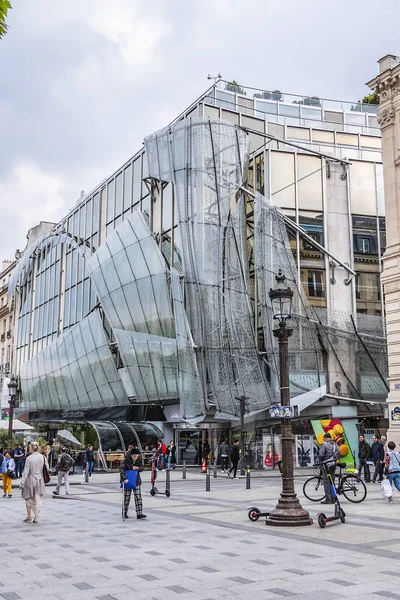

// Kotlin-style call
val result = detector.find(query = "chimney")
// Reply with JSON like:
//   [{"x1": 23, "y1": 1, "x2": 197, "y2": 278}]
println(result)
[{"x1": 1, "y1": 260, "x2": 13, "y2": 274}]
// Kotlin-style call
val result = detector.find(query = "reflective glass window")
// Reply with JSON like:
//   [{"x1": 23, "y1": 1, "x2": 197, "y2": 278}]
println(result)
[
  {"x1": 297, "y1": 154, "x2": 323, "y2": 210},
  {"x1": 350, "y1": 161, "x2": 377, "y2": 216},
  {"x1": 85, "y1": 199, "x2": 92, "y2": 239},
  {"x1": 107, "y1": 180, "x2": 115, "y2": 223},
  {"x1": 133, "y1": 159, "x2": 141, "y2": 204},
  {"x1": 278, "y1": 103, "x2": 300, "y2": 118},
  {"x1": 115, "y1": 172, "x2": 123, "y2": 218},
  {"x1": 123, "y1": 164, "x2": 132, "y2": 212},
  {"x1": 271, "y1": 151, "x2": 295, "y2": 208},
  {"x1": 300, "y1": 268, "x2": 326, "y2": 307},
  {"x1": 356, "y1": 272, "x2": 381, "y2": 315},
  {"x1": 93, "y1": 192, "x2": 100, "y2": 234},
  {"x1": 162, "y1": 184, "x2": 173, "y2": 232}
]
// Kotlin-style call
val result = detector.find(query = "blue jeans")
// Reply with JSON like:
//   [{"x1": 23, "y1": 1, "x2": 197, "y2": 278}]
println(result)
[
  {"x1": 157, "y1": 455, "x2": 165, "y2": 469},
  {"x1": 387, "y1": 472, "x2": 400, "y2": 492},
  {"x1": 88, "y1": 460, "x2": 94, "y2": 476}
]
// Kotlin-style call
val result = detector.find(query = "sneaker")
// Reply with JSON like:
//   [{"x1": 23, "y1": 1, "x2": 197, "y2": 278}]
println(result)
[
  {"x1": 2, "y1": 494, "x2": 6, "y2": 498},
  {"x1": 321, "y1": 499, "x2": 335, "y2": 504},
  {"x1": 52, "y1": 491, "x2": 59, "y2": 496},
  {"x1": 388, "y1": 497, "x2": 394, "y2": 503},
  {"x1": 8, "y1": 494, "x2": 12, "y2": 498},
  {"x1": 124, "y1": 514, "x2": 129, "y2": 518},
  {"x1": 65, "y1": 492, "x2": 70, "y2": 495},
  {"x1": 227, "y1": 471, "x2": 231, "y2": 478},
  {"x1": 137, "y1": 514, "x2": 147, "y2": 519}
]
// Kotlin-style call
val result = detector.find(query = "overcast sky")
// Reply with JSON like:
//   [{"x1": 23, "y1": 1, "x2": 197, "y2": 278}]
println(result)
[{"x1": 0, "y1": 0, "x2": 399, "y2": 262}]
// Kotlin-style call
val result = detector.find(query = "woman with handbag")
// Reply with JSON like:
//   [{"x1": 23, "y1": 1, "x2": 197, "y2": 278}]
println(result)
[
  {"x1": 2, "y1": 451, "x2": 15, "y2": 497},
  {"x1": 21, "y1": 441, "x2": 50, "y2": 523},
  {"x1": 120, "y1": 447, "x2": 146, "y2": 520}
]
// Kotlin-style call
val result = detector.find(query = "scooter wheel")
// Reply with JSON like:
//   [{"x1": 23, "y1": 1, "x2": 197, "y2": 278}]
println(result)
[
  {"x1": 340, "y1": 509, "x2": 346, "y2": 523},
  {"x1": 150, "y1": 488, "x2": 156, "y2": 496},
  {"x1": 165, "y1": 490, "x2": 171, "y2": 497},
  {"x1": 318, "y1": 513, "x2": 327, "y2": 528},
  {"x1": 248, "y1": 507, "x2": 261, "y2": 522}
]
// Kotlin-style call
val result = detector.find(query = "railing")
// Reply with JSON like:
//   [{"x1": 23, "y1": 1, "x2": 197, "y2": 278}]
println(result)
[
  {"x1": 0, "y1": 333, "x2": 5, "y2": 342},
  {"x1": 6, "y1": 329, "x2": 11, "y2": 339}
]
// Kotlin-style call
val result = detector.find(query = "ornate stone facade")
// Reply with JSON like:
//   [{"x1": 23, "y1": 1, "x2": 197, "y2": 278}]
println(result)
[{"x1": 368, "y1": 54, "x2": 400, "y2": 443}]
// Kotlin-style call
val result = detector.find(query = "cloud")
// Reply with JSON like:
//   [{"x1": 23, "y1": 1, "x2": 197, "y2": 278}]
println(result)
[{"x1": 0, "y1": 0, "x2": 400, "y2": 263}]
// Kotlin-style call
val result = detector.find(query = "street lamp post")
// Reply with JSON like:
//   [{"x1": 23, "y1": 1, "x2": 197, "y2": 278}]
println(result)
[
  {"x1": 7, "y1": 375, "x2": 17, "y2": 451},
  {"x1": 266, "y1": 271, "x2": 312, "y2": 527}
]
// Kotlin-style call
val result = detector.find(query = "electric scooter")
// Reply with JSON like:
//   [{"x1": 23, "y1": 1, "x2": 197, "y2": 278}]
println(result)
[
  {"x1": 150, "y1": 456, "x2": 171, "y2": 497},
  {"x1": 317, "y1": 460, "x2": 346, "y2": 528}
]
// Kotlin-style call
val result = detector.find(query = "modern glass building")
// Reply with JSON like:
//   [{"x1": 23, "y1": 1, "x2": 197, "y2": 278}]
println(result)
[{"x1": 9, "y1": 81, "x2": 388, "y2": 463}]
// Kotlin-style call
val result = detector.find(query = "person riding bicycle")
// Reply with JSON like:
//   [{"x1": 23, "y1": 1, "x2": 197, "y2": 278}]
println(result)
[{"x1": 318, "y1": 433, "x2": 340, "y2": 504}]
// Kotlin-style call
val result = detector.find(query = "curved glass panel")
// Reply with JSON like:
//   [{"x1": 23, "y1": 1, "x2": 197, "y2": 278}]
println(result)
[
  {"x1": 131, "y1": 422, "x2": 160, "y2": 449},
  {"x1": 114, "y1": 422, "x2": 139, "y2": 450},
  {"x1": 91, "y1": 421, "x2": 124, "y2": 452}
]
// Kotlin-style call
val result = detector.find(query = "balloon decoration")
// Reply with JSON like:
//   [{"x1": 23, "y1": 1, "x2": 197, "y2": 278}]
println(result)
[{"x1": 311, "y1": 418, "x2": 355, "y2": 467}]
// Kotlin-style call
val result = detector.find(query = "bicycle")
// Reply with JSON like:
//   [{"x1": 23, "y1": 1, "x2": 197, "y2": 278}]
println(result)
[{"x1": 303, "y1": 462, "x2": 367, "y2": 503}]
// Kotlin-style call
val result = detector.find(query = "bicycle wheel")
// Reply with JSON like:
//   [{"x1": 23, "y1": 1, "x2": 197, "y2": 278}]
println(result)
[
  {"x1": 303, "y1": 476, "x2": 325, "y2": 502},
  {"x1": 340, "y1": 475, "x2": 367, "y2": 503}
]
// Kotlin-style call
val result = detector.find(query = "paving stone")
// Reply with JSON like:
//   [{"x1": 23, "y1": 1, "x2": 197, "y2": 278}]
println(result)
[
  {"x1": 267, "y1": 589, "x2": 296, "y2": 597},
  {"x1": 253, "y1": 559, "x2": 273, "y2": 565},
  {"x1": 74, "y1": 549, "x2": 89, "y2": 554},
  {"x1": 137, "y1": 574, "x2": 160, "y2": 581},
  {"x1": 92, "y1": 557, "x2": 110, "y2": 562},
  {"x1": 285, "y1": 568, "x2": 308, "y2": 575},
  {"x1": 35, "y1": 563, "x2": 52, "y2": 569},
  {"x1": 327, "y1": 579, "x2": 355, "y2": 587},
  {"x1": 73, "y1": 582, "x2": 94, "y2": 590},
  {"x1": 168, "y1": 558, "x2": 189, "y2": 564},
  {"x1": 1, "y1": 594, "x2": 21, "y2": 600},
  {"x1": 96, "y1": 596, "x2": 117, "y2": 600},
  {"x1": 229, "y1": 576, "x2": 255, "y2": 584},
  {"x1": 145, "y1": 551, "x2": 163, "y2": 556},
  {"x1": 198, "y1": 566, "x2": 219, "y2": 573},
  {"x1": 382, "y1": 572, "x2": 400, "y2": 578},
  {"x1": 220, "y1": 552, "x2": 239, "y2": 557},
  {"x1": 165, "y1": 585, "x2": 191, "y2": 594},
  {"x1": 113, "y1": 565, "x2": 131, "y2": 571},
  {"x1": 376, "y1": 593, "x2": 400, "y2": 600},
  {"x1": 53, "y1": 572, "x2": 69, "y2": 579},
  {"x1": 337, "y1": 561, "x2": 360, "y2": 567}
]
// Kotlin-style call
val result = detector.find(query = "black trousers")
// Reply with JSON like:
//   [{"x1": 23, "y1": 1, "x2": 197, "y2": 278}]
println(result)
[
  {"x1": 322, "y1": 464, "x2": 336, "y2": 501},
  {"x1": 358, "y1": 459, "x2": 371, "y2": 482},
  {"x1": 229, "y1": 460, "x2": 238, "y2": 478},
  {"x1": 221, "y1": 456, "x2": 228, "y2": 471},
  {"x1": 372, "y1": 459, "x2": 384, "y2": 482}
]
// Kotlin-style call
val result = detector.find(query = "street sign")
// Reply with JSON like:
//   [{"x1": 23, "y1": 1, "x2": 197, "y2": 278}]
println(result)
[{"x1": 269, "y1": 406, "x2": 294, "y2": 419}]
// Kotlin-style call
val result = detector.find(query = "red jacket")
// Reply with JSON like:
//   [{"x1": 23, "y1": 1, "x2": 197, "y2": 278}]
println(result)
[{"x1": 158, "y1": 443, "x2": 167, "y2": 455}]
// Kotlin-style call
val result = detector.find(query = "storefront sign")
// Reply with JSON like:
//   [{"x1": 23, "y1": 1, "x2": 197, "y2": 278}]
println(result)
[
  {"x1": 391, "y1": 406, "x2": 400, "y2": 421},
  {"x1": 269, "y1": 406, "x2": 294, "y2": 418},
  {"x1": 61, "y1": 411, "x2": 85, "y2": 420},
  {"x1": 394, "y1": 383, "x2": 400, "y2": 390}
]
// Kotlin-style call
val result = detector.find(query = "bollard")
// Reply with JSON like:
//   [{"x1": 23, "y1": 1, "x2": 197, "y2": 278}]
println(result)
[
  {"x1": 213, "y1": 463, "x2": 217, "y2": 478},
  {"x1": 85, "y1": 464, "x2": 89, "y2": 483},
  {"x1": 206, "y1": 463, "x2": 211, "y2": 492},
  {"x1": 182, "y1": 460, "x2": 186, "y2": 480},
  {"x1": 166, "y1": 468, "x2": 171, "y2": 491},
  {"x1": 246, "y1": 465, "x2": 250, "y2": 490}
]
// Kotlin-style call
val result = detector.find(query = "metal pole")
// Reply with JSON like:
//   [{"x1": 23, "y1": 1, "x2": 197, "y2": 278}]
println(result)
[
  {"x1": 85, "y1": 462, "x2": 89, "y2": 483},
  {"x1": 182, "y1": 460, "x2": 186, "y2": 479},
  {"x1": 266, "y1": 321, "x2": 312, "y2": 527},
  {"x1": 246, "y1": 465, "x2": 251, "y2": 490},
  {"x1": 166, "y1": 468, "x2": 171, "y2": 492},
  {"x1": 271, "y1": 425, "x2": 275, "y2": 469},
  {"x1": 7, "y1": 396, "x2": 14, "y2": 450},
  {"x1": 237, "y1": 396, "x2": 248, "y2": 476},
  {"x1": 206, "y1": 462, "x2": 211, "y2": 492},
  {"x1": 213, "y1": 462, "x2": 217, "y2": 478}
]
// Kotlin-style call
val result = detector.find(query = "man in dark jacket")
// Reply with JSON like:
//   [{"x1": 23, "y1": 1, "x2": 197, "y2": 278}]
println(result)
[
  {"x1": 371, "y1": 435, "x2": 385, "y2": 483},
  {"x1": 358, "y1": 435, "x2": 371, "y2": 482},
  {"x1": 120, "y1": 447, "x2": 146, "y2": 519},
  {"x1": 319, "y1": 433, "x2": 340, "y2": 503},
  {"x1": 227, "y1": 441, "x2": 240, "y2": 479},
  {"x1": 85, "y1": 445, "x2": 95, "y2": 477},
  {"x1": 219, "y1": 440, "x2": 229, "y2": 473}
]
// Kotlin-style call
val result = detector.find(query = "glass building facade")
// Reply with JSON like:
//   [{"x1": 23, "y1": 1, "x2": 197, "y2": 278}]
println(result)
[{"x1": 10, "y1": 81, "x2": 388, "y2": 426}]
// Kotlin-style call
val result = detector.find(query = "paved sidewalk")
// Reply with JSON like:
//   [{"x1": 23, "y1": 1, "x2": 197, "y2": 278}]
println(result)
[{"x1": 1, "y1": 471, "x2": 399, "y2": 600}]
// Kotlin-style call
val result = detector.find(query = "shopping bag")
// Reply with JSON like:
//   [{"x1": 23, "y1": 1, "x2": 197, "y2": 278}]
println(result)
[
  {"x1": 381, "y1": 479, "x2": 392, "y2": 498},
  {"x1": 120, "y1": 470, "x2": 138, "y2": 491}
]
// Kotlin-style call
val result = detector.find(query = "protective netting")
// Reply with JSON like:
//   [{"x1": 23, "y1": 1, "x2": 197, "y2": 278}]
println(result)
[{"x1": 146, "y1": 119, "x2": 272, "y2": 417}]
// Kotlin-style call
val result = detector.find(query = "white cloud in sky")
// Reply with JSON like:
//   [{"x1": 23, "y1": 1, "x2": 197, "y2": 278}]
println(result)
[{"x1": 1, "y1": 0, "x2": 400, "y2": 261}]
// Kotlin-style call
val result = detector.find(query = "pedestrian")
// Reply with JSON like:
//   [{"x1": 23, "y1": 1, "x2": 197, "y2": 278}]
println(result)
[
  {"x1": 21, "y1": 441, "x2": 49, "y2": 523},
  {"x1": 219, "y1": 439, "x2": 229, "y2": 473},
  {"x1": 202, "y1": 439, "x2": 211, "y2": 465},
  {"x1": 120, "y1": 447, "x2": 146, "y2": 519},
  {"x1": 358, "y1": 434, "x2": 371, "y2": 482},
  {"x1": 156, "y1": 439, "x2": 166, "y2": 471},
  {"x1": 318, "y1": 433, "x2": 340, "y2": 504},
  {"x1": 2, "y1": 451, "x2": 15, "y2": 497},
  {"x1": 371, "y1": 435, "x2": 385, "y2": 483},
  {"x1": 227, "y1": 441, "x2": 240, "y2": 478},
  {"x1": 167, "y1": 440, "x2": 176, "y2": 470},
  {"x1": 384, "y1": 441, "x2": 400, "y2": 503},
  {"x1": 86, "y1": 445, "x2": 95, "y2": 477},
  {"x1": 381, "y1": 435, "x2": 388, "y2": 454},
  {"x1": 13, "y1": 444, "x2": 24, "y2": 479},
  {"x1": 53, "y1": 446, "x2": 75, "y2": 496}
]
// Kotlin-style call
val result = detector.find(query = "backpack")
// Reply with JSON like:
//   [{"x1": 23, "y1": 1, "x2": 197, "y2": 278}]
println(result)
[
  {"x1": 0, "y1": 454, "x2": 5, "y2": 474},
  {"x1": 58, "y1": 453, "x2": 74, "y2": 472}
]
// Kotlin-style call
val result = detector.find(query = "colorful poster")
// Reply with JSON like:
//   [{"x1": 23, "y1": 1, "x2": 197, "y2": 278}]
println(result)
[{"x1": 311, "y1": 419, "x2": 355, "y2": 467}]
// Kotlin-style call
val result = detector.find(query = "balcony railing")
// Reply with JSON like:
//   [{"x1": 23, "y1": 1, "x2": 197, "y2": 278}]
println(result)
[
  {"x1": 0, "y1": 333, "x2": 5, "y2": 342},
  {"x1": 6, "y1": 329, "x2": 11, "y2": 339}
]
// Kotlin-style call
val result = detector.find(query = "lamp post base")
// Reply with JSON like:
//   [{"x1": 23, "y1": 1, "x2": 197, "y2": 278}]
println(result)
[{"x1": 265, "y1": 494, "x2": 313, "y2": 527}]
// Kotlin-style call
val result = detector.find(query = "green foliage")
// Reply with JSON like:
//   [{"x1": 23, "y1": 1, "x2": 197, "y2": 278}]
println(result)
[
  {"x1": 361, "y1": 92, "x2": 380, "y2": 105},
  {"x1": 0, "y1": 0, "x2": 11, "y2": 40},
  {"x1": 225, "y1": 80, "x2": 247, "y2": 95},
  {"x1": 35, "y1": 436, "x2": 49, "y2": 452},
  {"x1": 0, "y1": 430, "x2": 24, "y2": 451}
]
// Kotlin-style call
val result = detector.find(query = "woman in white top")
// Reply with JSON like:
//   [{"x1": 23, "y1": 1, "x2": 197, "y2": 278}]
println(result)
[
  {"x1": 21, "y1": 442, "x2": 49, "y2": 523},
  {"x1": 2, "y1": 451, "x2": 15, "y2": 497}
]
